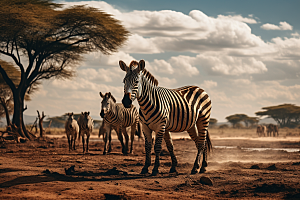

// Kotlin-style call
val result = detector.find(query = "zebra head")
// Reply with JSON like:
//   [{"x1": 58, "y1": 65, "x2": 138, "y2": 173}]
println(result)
[
  {"x1": 81, "y1": 111, "x2": 93, "y2": 129},
  {"x1": 67, "y1": 112, "x2": 75, "y2": 129},
  {"x1": 119, "y1": 60, "x2": 145, "y2": 108},
  {"x1": 99, "y1": 92, "x2": 116, "y2": 118}
]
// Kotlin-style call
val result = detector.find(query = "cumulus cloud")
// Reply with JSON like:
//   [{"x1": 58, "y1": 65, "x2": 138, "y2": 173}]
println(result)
[
  {"x1": 24, "y1": 1, "x2": 300, "y2": 122},
  {"x1": 169, "y1": 56, "x2": 199, "y2": 76},
  {"x1": 217, "y1": 14, "x2": 258, "y2": 24},
  {"x1": 200, "y1": 80, "x2": 218, "y2": 89},
  {"x1": 261, "y1": 21, "x2": 293, "y2": 30},
  {"x1": 147, "y1": 59, "x2": 174, "y2": 74}
]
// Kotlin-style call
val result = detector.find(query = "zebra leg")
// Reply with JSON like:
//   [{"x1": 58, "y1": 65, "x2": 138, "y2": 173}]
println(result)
[
  {"x1": 103, "y1": 128, "x2": 108, "y2": 155},
  {"x1": 67, "y1": 135, "x2": 71, "y2": 151},
  {"x1": 73, "y1": 132, "x2": 77, "y2": 150},
  {"x1": 141, "y1": 125, "x2": 153, "y2": 174},
  {"x1": 108, "y1": 128, "x2": 112, "y2": 153},
  {"x1": 130, "y1": 124, "x2": 136, "y2": 153},
  {"x1": 196, "y1": 115, "x2": 210, "y2": 173},
  {"x1": 123, "y1": 127, "x2": 129, "y2": 154},
  {"x1": 86, "y1": 133, "x2": 90, "y2": 152},
  {"x1": 187, "y1": 126, "x2": 201, "y2": 174},
  {"x1": 164, "y1": 131, "x2": 178, "y2": 174},
  {"x1": 82, "y1": 135, "x2": 85, "y2": 153},
  {"x1": 117, "y1": 128, "x2": 126, "y2": 155},
  {"x1": 70, "y1": 136, "x2": 74, "y2": 151},
  {"x1": 152, "y1": 127, "x2": 165, "y2": 176}
]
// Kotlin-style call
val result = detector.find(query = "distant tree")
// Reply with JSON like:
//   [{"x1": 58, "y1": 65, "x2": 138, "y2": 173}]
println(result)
[
  {"x1": 209, "y1": 118, "x2": 218, "y2": 127},
  {"x1": 0, "y1": 0, "x2": 129, "y2": 139},
  {"x1": 226, "y1": 114, "x2": 245, "y2": 128},
  {"x1": 256, "y1": 104, "x2": 300, "y2": 127},
  {"x1": 226, "y1": 114, "x2": 258, "y2": 128},
  {"x1": 246, "y1": 117, "x2": 259, "y2": 128}
]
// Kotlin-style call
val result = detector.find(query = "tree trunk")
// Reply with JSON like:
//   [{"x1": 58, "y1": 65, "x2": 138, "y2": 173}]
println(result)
[
  {"x1": 0, "y1": 98, "x2": 11, "y2": 126},
  {"x1": 12, "y1": 90, "x2": 33, "y2": 140},
  {"x1": 37, "y1": 110, "x2": 45, "y2": 137}
]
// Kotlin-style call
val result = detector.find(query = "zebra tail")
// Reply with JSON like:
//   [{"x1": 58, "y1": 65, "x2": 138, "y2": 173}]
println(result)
[{"x1": 206, "y1": 130, "x2": 212, "y2": 153}]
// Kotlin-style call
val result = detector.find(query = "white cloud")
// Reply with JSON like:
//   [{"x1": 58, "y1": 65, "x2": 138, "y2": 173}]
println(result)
[
  {"x1": 200, "y1": 80, "x2": 218, "y2": 89},
  {"x1": 147, "y1": 59, "x2": 174, "y2": 74},
  {"x1": 23, "y1": 1, "x2": 300, "y2": 122},
  {"x1": 261, "y1": 21, "x2": 293, "y2": 30},
  {"x1": 217, "y1": 14, "x2": 258, "y2": 24},
  {"x1": 169, "y1": 56, "x2": 199, "y2": 76}
]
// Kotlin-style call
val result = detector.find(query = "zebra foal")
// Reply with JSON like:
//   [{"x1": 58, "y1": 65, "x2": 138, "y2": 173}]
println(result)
[
  {"x1": 77, "y1": 111, "x2": 94, "y2": 153},
  {"x1": 100, "y1": 92, "x2": 141, "y2": 155},
  {"x1": 120, "y1": 60, "x2": 212, "y2": 175},
  {"x1": 65, "y1": 112, "x2": 79, "y2": 151}
]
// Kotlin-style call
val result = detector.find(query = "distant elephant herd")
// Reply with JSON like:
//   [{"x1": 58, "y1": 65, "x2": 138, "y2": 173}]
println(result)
[{"x1": 256, "y1": 124, "x2": 279, "y2": 137}]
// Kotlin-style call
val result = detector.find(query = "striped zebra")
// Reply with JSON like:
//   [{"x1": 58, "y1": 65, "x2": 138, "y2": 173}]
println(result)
[
  {"x1": 120, "y1": 60, "x2": 212, "y2": 175},
  {"x1": 100, "y1": 92, "x2": 141, "y2": 155},
  {"x1": 77, "y1": 111, "x2": 94, "y2": 153},
  {"x1": 65, "y1": 112, "x2": 79, "y2": 151},
  {"x1": 267, "y1": 124, "x2": 279, "y2": 137}
]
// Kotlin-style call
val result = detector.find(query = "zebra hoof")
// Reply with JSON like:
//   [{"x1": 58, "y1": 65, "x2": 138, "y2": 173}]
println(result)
[
  {"x1": 103, "y1": 151, "x2": 107, "y2": 155},
  {"x1": 191, "y1": 168, "x2": 198, "y2": 174},
  {"x1": 199, "y1": 167, "x2": 206, "y2": 173},
  {"x1": 151, "y1": 170, "x2": 159, "y2": 176},
  {"x1": 141, "y1": 168, "x2": 149, "y2": 174}
]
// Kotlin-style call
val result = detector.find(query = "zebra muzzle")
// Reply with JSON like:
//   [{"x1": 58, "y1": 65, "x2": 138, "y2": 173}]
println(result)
[
  {"x1": 100, "y1": 110, "x2": 105, "y2": 118},
  {"x1": 122, "y1": 93, "x2": 132, "y2": 108}
]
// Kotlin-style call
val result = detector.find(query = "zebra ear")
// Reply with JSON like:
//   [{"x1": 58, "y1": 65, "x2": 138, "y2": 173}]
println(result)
[
  {"x1": 100, "y1": 92, "x2": 104, "y2": 98},
  {"x1": 88, "y1": 111, "x2": 90, "y2": 115},
  {"x1": 119, "y1": 60, "x2": 128, "y2": 72},
  {"x1": 138, "y1": 60, "x2": 145, "y2": 72}
]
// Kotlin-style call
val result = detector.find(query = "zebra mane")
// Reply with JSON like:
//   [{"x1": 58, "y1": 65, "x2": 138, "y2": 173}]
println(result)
[
  {"x1": 129, "y1": 60, "x2": 139, "y2": 69},
  {"x1": 108, "y1": 93, "x2": 116, "y2": 103},
  {"x1": 128, "y1": 60, "x2": 158, "y2": 86},
  {"x1": 142, "y1": 68, "x2": 158, "y2": 86}
]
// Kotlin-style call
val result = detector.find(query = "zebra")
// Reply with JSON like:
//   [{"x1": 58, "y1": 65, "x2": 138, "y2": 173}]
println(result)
[
  {"x1": 98, "y1": 119, "x2": 118, "y2": 154},
  {"x1": 119, "y1": 60, "x2": 212, "y2": 175},
  {"x1": 99, "y1": 92, "x2": 141, "y2": 155},
  {"x1": 77, "y1": 111, "x2": 94, "y2": 153},
  {"x1": 65, "y1": 112, "x2": 79, "y2": 151},
  {"x1": 256, "y1": 125, "x2": 266, "y2": 137},
  {"x1": 267, "y1": 124, "x2": 279, "y2": 137}
]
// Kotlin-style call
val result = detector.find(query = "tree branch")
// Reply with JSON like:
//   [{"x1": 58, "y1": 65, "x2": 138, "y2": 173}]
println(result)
[{"x1": 0, "y1": 64, "x2": 17, "y2": 91}]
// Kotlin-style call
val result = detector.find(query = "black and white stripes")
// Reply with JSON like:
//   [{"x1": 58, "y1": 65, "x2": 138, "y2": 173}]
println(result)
[
  {"x1": 100, "y1": 92, "x2": 141, "y2": 155},
  {"x1": 120, "y1": 59, "x2": 212, "y2": 175}
]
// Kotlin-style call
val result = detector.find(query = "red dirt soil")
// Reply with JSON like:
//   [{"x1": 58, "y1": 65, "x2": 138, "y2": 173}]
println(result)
[{"x1": 1, "y1": 131, "x2": 300, "y2": 199}]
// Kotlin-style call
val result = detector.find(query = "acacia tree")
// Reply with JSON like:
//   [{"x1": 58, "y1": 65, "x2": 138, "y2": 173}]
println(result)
[
  {"x1": 0, "y1": 60, "x2": 21, "y2": 126},
  {"x1": 226, "y1": 114, "x2": 258, "y2": 128},
  {"x1": 256, "y1": 104, "x2": 300, "y2": 127},
  {"x1": 209, "y1": 118, "x2": 218, "y2": 127},
  {"x1": 0, "y1": 0, "x2": 129, "y2": 139},
  {"x1": 226, "y1": 114, "x2": 249, "y2": 128}
]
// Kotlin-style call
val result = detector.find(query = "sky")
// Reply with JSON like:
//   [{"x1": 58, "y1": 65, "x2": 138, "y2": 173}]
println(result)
[{"x1": 22, "y1": 0, "x2": 300, "y2": 122}]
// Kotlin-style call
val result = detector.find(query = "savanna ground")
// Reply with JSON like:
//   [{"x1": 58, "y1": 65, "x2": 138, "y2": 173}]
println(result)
[{"x1": 1, "y1": 127, "x2": 300, "y2": 199}]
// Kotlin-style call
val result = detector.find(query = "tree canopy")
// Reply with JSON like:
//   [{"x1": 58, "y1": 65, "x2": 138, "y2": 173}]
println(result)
[
  {"x1": 226, "y1": 114, "x2": 259, "y2": 128},
  {"x1": 0, "y1": 0, "x2": 129, "y2": 139},
  {"x1": 256, "y1": 104, "x2": 300, "y2": 127}
]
